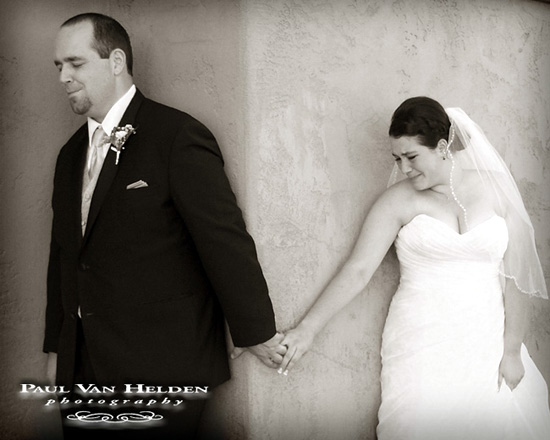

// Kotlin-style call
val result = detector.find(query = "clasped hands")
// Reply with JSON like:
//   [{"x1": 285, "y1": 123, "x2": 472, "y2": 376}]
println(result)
[{"x1": 230, "y1": 324, "x2": 315, "y2": 376}]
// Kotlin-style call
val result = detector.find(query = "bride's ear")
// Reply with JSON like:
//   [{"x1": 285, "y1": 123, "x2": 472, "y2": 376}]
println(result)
[{"x1": 436, "y1": 139, "x2": 448, "y2": 159}]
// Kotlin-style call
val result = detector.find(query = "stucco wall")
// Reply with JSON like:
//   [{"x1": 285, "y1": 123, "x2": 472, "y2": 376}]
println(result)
[{"x1": 1, "y1": 1, "x2": 549, "y2": 439}]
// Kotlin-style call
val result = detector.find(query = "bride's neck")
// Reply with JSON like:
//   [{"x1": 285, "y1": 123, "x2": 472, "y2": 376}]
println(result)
[{"x1": 430, "y1": 166, "x2": 464, "y2": 200}]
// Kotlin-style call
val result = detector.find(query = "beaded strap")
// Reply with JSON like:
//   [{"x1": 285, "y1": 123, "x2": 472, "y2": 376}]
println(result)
[{"x1": 446, "y1": 124, "x2": 470, "y2": 231}]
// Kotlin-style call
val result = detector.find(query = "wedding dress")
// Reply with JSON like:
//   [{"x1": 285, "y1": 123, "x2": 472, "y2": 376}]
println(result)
[{"x1": 377, "y1": 213, "x2": 550, "y2": 440}]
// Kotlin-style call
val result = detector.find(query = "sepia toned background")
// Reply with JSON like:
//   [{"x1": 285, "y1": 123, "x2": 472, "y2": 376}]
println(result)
[{"x1": 1, "y1": 0, "x2": 549, "y2": 439}]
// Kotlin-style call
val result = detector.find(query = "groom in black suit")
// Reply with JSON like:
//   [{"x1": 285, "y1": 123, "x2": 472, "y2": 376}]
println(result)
[{"x1": 44, "y1": 13, "x2": 285, "y2": 439}]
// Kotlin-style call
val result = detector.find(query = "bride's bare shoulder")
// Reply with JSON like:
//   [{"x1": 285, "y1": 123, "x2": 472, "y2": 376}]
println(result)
[
  {"x1": 376, "y1": 179, "x2": 419, "y2": 215},
  {"x1": 384, "y1": 178, "x2": 417, "y2": 201}
]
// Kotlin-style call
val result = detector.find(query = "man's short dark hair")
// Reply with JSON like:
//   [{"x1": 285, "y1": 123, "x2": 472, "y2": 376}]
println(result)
[{"x1": 62, "y1": 13, "x2": 133, "y2": 76}]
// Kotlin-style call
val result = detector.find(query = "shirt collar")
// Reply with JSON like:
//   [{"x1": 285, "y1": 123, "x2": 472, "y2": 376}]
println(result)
[{"x1": 87, "y1": 84, "x2": 137, "y2": 144}]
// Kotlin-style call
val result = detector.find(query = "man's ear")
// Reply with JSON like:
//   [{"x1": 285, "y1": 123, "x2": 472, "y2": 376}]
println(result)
[{"x1": 110, "y1": 48, "x2": 127, "y2": 75}]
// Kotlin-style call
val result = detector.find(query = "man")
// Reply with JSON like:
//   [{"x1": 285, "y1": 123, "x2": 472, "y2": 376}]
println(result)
[{"x1": 45, "y1": 13, "x2": 285, "y2": 439}]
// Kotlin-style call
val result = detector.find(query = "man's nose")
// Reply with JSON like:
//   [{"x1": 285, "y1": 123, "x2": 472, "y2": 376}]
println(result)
[{"x1": 59, "y1": 66, "x2": 72, "y2": 84}]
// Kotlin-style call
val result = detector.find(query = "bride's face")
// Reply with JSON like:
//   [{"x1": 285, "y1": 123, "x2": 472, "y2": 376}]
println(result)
[{"x1": 390, "y1": 135, "x2": 446, "y2": 190}]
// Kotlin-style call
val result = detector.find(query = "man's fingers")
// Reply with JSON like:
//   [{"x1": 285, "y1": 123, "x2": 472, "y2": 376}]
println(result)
[
  {"x1": 259, "y1": 355, "x2": 280, "y2": 369},
  {"x1": 263, "y1": 346, "x2": 285, "y2": 366},
  {"x1": 265, "y1": 332, "x2": 284, "y2": 346}
]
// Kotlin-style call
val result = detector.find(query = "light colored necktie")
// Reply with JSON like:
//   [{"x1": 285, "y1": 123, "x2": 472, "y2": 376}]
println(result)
[
  {"x1": 88, "y1": 126, "x2": 108, "y2": 181},
  {"x1": 81, "y1": 126, "x2": 108, "y2": 234}
]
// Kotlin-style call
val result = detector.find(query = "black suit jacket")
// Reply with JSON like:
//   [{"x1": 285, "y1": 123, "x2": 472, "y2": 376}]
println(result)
[{"x1": 44, "y1": 90, "x2": 276, "y2": 388}]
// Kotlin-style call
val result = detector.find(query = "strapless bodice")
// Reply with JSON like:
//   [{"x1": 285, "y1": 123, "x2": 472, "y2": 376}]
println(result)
[{"x1": 395, "y1": 214, "x2": 508, "y2": 289}]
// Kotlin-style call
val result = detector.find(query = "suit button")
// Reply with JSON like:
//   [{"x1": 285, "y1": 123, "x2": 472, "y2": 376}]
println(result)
[{"x1": 79, "y1": 263, "x2": 90, "y2": 271}]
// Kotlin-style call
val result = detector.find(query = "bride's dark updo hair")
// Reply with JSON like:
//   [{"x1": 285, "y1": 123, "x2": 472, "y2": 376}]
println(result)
[{"x1": 389, "y1": 97, "x2": 451, "y2": 149}]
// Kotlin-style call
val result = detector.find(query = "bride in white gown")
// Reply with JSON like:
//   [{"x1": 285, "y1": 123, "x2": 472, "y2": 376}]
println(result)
[
  {"x1": 377, "y1": 213, "x2": 548, "y2": 439},
  {"x1": 280, "y1": 97, "x2": 550, "y2": 439}
]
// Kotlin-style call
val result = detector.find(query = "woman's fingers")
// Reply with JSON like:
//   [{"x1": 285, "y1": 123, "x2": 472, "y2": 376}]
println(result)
[
  {"x1": 278, "y1": 345, "x2": 298, "y2": 375},
  {"x1": 278, "y1": 333, "x2": 296, "y2": 374}
]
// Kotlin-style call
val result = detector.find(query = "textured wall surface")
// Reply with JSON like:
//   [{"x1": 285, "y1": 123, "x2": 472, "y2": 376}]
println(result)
[{"x1": 1, "y1": 1, "x2": 549, "y2": 439}]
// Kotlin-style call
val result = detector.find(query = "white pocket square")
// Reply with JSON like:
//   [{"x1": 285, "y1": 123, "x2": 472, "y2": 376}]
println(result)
[{"x1": 126, "y1": 180, "x2": 149, "y2": 190}]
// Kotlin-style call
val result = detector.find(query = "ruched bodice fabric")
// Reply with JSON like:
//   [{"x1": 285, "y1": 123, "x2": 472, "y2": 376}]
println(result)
[
  {"x1": 397, "y1": 214, "x2": 506, "y2": 288},
  {"x1": 377, "y1": 214, "x2": 550, "y2": 440}
]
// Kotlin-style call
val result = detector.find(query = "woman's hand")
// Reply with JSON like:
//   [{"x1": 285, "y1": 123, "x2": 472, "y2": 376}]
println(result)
[
  {"x1": 498, "y1": 351, "x2": 525, "y2": 391},
  {"x1": 230, "y1": 332, "x2": 287, "y2": 368},
  {"x1": 278, "y1": 324, "x2": 317, "y2": 375}
]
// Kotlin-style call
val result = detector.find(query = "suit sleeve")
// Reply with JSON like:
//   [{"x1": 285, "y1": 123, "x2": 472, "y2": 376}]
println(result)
[
  {"x1": 168, "y1": 117, "x2": 276, "y2": 347},
  {"x1": 43, "y1": 157, "x2": 65, "y2": 353}
]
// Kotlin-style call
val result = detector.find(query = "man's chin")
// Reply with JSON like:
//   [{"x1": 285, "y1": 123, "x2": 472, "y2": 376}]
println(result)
[{"x1": 69, "y1": 99, "x2": 91, "y2": 116}]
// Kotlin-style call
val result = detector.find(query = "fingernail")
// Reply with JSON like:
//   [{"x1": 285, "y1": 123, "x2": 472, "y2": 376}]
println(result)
[
  {"x1": 277, "y1": 368, "x2": 283, "y2": 374},
  {"x1": 283, "y1": 370, "x2": 288, "y2": 376}
]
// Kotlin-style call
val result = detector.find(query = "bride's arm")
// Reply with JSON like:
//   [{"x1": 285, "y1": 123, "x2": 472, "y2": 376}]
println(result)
[
  {"x1": 278, "y1": 186, "x2": 406, "y2": 374},
  {"x1": 496, "y1": 195, "x2": 529, "y2": 391},
  {"x1": 498, "y1": 281, "x2": 528, "y2": 391}
]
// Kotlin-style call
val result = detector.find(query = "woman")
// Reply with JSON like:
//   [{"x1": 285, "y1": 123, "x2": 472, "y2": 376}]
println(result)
[{"x1": 279, "y1": 97, "x2": 550, "y2": 439}]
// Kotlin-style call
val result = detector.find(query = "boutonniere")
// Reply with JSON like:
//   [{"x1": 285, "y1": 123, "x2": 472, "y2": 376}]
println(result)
[{"x1": 108, "y1": 124, "x2": 137, "y2": 165}]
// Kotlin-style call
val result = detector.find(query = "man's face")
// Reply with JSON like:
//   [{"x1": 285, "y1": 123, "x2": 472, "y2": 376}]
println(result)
[{"x1": 54, "y1": 21, "x2": 115, "y2": 121}]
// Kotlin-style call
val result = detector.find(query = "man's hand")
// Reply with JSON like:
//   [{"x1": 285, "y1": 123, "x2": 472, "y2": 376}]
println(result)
[
  {"x1": 230, "y1": 332, "x2": 288, "y2": 368},
  {"x1": 46, "y1": 352, "x2": 57, "y2": 385}
]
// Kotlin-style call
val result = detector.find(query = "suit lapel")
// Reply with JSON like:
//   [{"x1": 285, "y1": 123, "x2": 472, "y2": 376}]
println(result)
[{"x1": 81, "y1": 90, "x2": 145, "y2": 246}]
